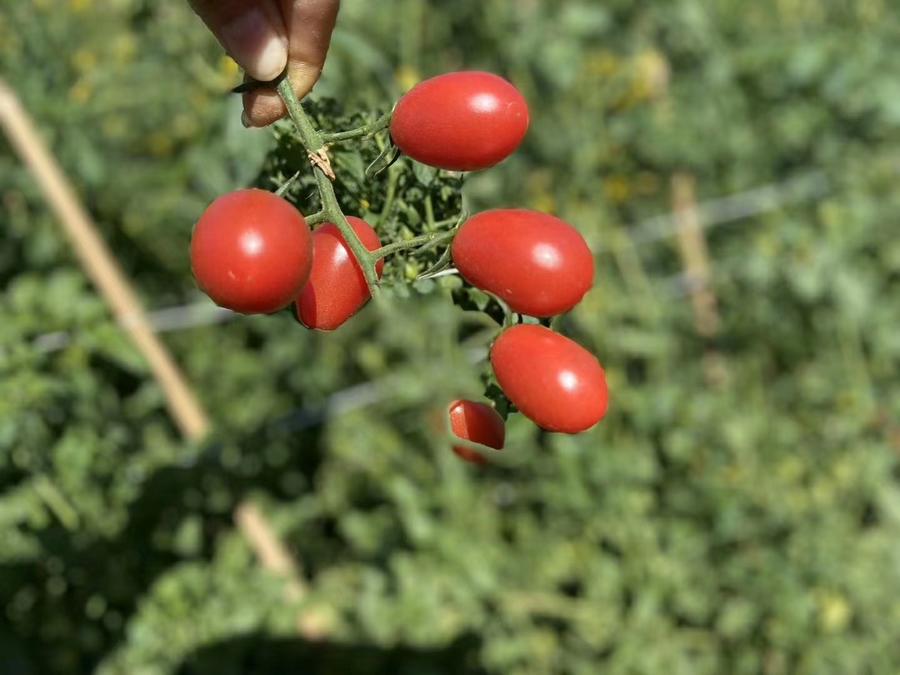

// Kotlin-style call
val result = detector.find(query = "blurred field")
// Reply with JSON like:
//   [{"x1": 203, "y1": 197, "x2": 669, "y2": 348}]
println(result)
[{"x1": 2, "y1": 1, "x2": 900, "y2": 673}]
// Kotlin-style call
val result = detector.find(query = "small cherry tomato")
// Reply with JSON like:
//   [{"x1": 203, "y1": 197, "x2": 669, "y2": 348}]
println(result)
[
  {"x1": 448, "y1": 399, "x2": 505, "y2": 465},
  {"x1": 491, "y1": 325, "x2": 608, "y2": 433},
  {"x1": 296, "y1": 217, "x2": 384, "y2": 331},
  {"x1": 391, "y1": 71, "x2": 530, "y2": 171},
  {"x1": 191, "y1": 189, "x2": 312, "y2": 314},
  {"x1": 452, "y1": 209, "x2": 594, "y2": 317}
]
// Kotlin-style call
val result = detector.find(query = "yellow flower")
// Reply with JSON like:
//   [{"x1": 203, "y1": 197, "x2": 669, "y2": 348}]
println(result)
[
  {"x1": 818, "y1": 592, "x2": 851, "y2": 633},
  {"x1": 396, "y1": 65, "x2": 420, "y2": 92},
  {"x1": 632, "y1": 50, "x2": 670, "y2": 101}
]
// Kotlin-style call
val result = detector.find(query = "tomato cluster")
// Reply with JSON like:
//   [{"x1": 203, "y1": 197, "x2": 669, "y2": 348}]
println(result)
[
  {"x1": 191, "y1": 70, "x2": 609, "y2": 464},
  {"x1": 191, "y1": 195, "x2": 379, "y2": 330}
]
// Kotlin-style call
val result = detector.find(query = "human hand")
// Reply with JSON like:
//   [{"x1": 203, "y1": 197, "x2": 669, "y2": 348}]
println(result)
[{"x1": 189, "y1": 0, "x2": 340, "y2": 127}]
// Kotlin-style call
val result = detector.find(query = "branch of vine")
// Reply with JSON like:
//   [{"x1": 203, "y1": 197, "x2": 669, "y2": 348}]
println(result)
[
  {"x1": 320, "y1": 111, "x2": 392, "y2": 143},
  {"x1": 275, "y1": 78, "x2": 382, "y2": 298},
  {"x1": 371, "y1": 229, "x2": 456, "y2": 260}
]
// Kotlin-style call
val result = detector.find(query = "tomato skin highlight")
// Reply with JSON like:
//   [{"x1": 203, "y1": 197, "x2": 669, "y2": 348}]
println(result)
[
  {"x1": 391, "y1": 71, "x2": 530, "y2": 171},
  {"x1": 452, "y1": 209, "x2": 594, "y2": 317},
  {"x1": 490, "y1": 325, "x2": 608, "y2": 434},
  {"x1": 296, "y1": 217, "x2": 384, "y2": 331},
  {"x1": 191, "y1": 189, "x2": 312, "y2": 314},
  {"x1": 448, "y1": 399, "x2": 506, "y2": 465}
]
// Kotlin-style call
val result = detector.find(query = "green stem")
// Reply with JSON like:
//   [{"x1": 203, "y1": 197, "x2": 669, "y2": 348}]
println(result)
[
  {"x1": 424, "y1": 195, "x2": 435, "y2": 228},
  {"x1": 277, "y1": 79, "x2": 325, "y2": 147},
  {"x1": 275, "y1": 170, "x2": 301, "y2": 197},
  {"x1": 378, "y1": 161, "x2": 400, "y2": 225},
  {"x1": 276, "y1": 79, "x2": 380, "y2": 297},
  {"x1": 321, "y1": 111, "x2": 392, "y2": 143},
  {"x1": 371, "y1": 229, "x2": 456, "y2": 260},
  {"x1": 306, "y1": 210, "x2": 328, "y2": 226},
  {"x1": 34, "y1": 476, "x2": 79, "y2": 530},
  {"x1": 316, "y1": 170, "x2": 381, "y2": 296}
]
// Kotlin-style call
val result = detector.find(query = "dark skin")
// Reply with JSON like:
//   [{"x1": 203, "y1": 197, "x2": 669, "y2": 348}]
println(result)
[{"x1": 189, "y1": 0, "x2": 340, "y2": 127}]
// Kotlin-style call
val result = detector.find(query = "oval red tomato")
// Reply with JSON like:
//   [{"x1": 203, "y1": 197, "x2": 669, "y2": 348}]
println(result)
[
  {"x1": 296, "y1": 217, "x2": 384, "y2": 331},
  {"x1": 191, "y1": 189, "x2": 312, "y2": 314},
  {"x1": 491, "y1": 325, "x2": 608, "y2": 433},
  {"x1": 391, "y1": 71, "x2": 530, "y2": 171},
  {"x1": 448, "y1": 399, "x2": 505, "y2": 465},
  {"x1": 452, "y1": 209, "x2": 594, "y2": 317}
]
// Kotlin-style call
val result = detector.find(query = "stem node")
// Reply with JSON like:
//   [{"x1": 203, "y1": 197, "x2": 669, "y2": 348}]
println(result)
[{"x1": 275, "y1": 78, "x2": 380, "y2": 297}]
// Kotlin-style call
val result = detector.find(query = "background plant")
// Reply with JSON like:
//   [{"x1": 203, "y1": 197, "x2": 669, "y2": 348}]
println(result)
[{"x1": 2, "y1": 1, "x2": 900, "y2": 674}]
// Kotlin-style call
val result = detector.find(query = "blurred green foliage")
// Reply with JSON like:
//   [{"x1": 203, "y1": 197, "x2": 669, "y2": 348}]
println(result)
[{"x1": 3, "y1": 0, "x2": 900, "y2": 674}]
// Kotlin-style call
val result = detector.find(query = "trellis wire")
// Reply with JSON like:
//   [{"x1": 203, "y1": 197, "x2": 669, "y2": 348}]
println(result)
[{"x1": 29, "y1": 167, "x2": 834, "y2": 355}]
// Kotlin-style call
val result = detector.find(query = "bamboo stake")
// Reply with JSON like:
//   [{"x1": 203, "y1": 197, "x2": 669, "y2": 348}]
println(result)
[
  {"x1": 671, "y1": 172, "x2": 727, "y2": 385},
  {"x1": 235, "y1": 501, "x2": 306, "y2": 601},
  {"x1": 0, "y1": 78, "x2": 317, "y2": 634},
  {"x1": 0, "y1": 81, "x2": 209, "y2": 441},
  {"x1": 671, "y1": 172, "x2": 720, "y2": 338}
]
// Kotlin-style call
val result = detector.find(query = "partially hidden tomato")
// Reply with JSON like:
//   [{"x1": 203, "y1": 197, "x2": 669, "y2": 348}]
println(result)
[
  {"x1": 452, "y1": 209, "x2": 594, "y2": 317},
  {"x1": 491, "y1": 325, "x2": 608, "y2": 434},
  {"x1": 191, "y1": 189, "x2": 312, "y2": 314},
  {"x1": 296, "y1": 217, "x2": 384, "y2": 331},
  {"x1": 448, "y1": 399, "x2": 506, "y2": 465},
  {"x1": 390, "y1": 71, "x2": 530, "y2": 172}
]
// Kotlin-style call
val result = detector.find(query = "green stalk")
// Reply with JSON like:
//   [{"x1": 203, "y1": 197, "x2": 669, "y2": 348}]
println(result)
[
  {"x1": 371, "y1": 229, "x2": 456, "y2": 260},
  {"x1": 305, "y1": 210, "x2": 328, "y2": 226},
  {"x1": 321, "y1": 111, "x2": 392, "y2": 143},
  {"x1": 276, "y1": 79, "x2": 381, "y2": 298}
]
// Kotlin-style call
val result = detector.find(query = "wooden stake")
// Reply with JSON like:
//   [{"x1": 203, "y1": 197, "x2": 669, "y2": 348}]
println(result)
[
  {"x1": 235, "y1": 501, "x2": 306, "y2": 601},
  {"x1": 671, "y1": 172, "x2": 727, "y2": 385},
  {"x1": 0, "y1": 78, "x2": 316, "y2": 633},
  {"x1": 671, "y1": 172, "x2": 720, "y2": 338},
  {"x1": 0, "y1": 79, "x2": 208, "y2": 441}
]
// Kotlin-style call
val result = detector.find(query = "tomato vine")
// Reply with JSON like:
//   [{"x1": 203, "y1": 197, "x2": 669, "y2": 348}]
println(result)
[{"x1": 192, "y1": 69, "x2": 611, "y2": 460}]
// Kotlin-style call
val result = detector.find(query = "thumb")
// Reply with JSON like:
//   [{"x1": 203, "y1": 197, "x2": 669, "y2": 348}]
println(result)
[{"x1": 189, "y1": 0, "x2": 288, "y2": 82}]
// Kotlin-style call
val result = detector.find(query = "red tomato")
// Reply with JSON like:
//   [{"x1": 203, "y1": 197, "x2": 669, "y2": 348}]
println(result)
[
  {"x1": 391, "y1": 71, "x2": 530, "y2": 171},
  {"x1": 491, "y1": 325, "x2": 608, "y2": 433},
  {"x1": 191, "y1": 189, "x2": 312, "y2": 314},
  {"x1": 452, "y1": 209, "x2": 594, "y2": 317},
  {"x1": 296, "y1": 217, "x2": 384, "y2": 331},
  {"x1": 448, "y1": 399, "x2": 506, "y2": 465}
]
